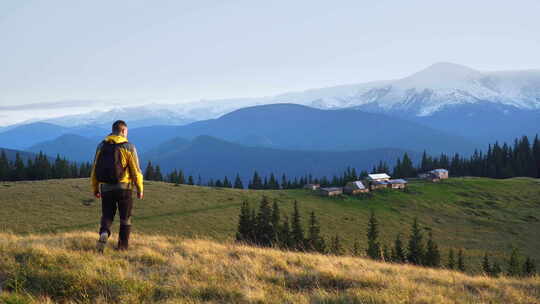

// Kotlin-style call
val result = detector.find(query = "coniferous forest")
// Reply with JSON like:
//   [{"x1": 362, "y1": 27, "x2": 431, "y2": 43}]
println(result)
[
  {"x1": 144, "y1": 134, "x2": 540, "y2": 189},
  {"x1": 1, "y1": 135, "x2": 538, "y2": 186},
  {"x1": 235, "y1": 197, "x2": 537, "y2": 277},
  {"x1": 0, "y1": 151, "x2": 92, "y2": 181}
]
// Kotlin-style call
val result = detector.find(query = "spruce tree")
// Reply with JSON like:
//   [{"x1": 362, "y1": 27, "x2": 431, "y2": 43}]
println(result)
[
  {"x1": 407, "y1": 218, "x2": 425, "y2": 265},
  {"x1": 457, "y1": 249, "x2": 466, "y2": 272},
  {"x1": 279, "y1": 215, "x2": 292, "y2": 249},
  {"x1": 392, "y1": 233, "x2": 407, "y2": 263},
  {"x1": 491, "y1": 261, "x2": 502, "y2": 277},
  {"x1": 255, "y1": 196, "x2": 274, "y2": 246},
  {"x1": 144, "y1": 161, "x2": 154, "y2": 180},
  {"x1": 271, "y1": 200, "x2": 280, "y2": 243},
  {"x1": 523, "y1": 257, "x2": 537, "y2": 277},
  {"x1": 329, "y1": 235, "x2": 344, "y2": 255},
  {"x1": 425, "y1": 232, "x2": 441, "y2": 267},
  {"x1": 382, "y1": 245, "x2": 391, "y2": 262},
  {"x1": 188, "y1": 175, "x2": 194, "y2": 185},
  {"x1": 352, "y1": 239, "x2": 361, "y2": 256},
  {"x1": 234, "y1": 173, "x2": 244, "y2": 189},
  {"x1": 291, "y1": 200, "x2": 305, "y2": 251},
  {"x1": 507, "y1": 248, "x2": 521, "y2": 277},
  {"x1": 447, "y1": 248, "x2": 455, "y2": 269},
  {"x1": 482, "y1": 252, "x2": 491, "y2": 275},
  {"x1": 155, "y1": 165, "x2": 163, "y2": 181},
  {"x1": 0, "y1": 150, "x2": 8, "y2": 181},
  {"x1": 236, "y1": 201, "x2": 253, "y2": 243},
  {"x1": 306, "y1": 211, "x2": 325, "y2": 253},
  {"x1": 366, "y1": 211, "x2": 381, "y2": 260}
]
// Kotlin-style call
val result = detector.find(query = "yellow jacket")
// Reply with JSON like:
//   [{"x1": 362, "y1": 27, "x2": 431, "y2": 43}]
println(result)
[{"x1": 90, "y1": 134, "x2": 144, "y2": 194}]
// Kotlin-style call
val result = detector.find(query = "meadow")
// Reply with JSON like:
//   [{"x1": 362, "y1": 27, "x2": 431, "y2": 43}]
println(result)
[
  {"x1": 1, "y1": 177, "x2": 539, "y2": 271},
  {"x1": 1, "y1": 231, "x2": 539, "y2": 303}
]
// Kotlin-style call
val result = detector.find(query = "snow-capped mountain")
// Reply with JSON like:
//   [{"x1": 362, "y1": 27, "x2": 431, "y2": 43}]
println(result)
[
  {"x1": 272, "y1": 62, "x2": 540, "y2": 116},
  {"x1": 20, "y1": 62, "x2": 540, "y2": 132}
]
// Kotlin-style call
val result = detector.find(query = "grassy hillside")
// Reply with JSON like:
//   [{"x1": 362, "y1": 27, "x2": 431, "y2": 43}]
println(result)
[
  {"x1": 1, "y1": 231, "x2": 539, "y2": 304},
  {"x1": 1, "y1": 177, "x2": 540, "y2": 271}
]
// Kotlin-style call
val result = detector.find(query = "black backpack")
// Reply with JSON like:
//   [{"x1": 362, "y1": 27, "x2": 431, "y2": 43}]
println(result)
[{"x1": 95, "y1": 141, "x2": 127, "y2": 184}]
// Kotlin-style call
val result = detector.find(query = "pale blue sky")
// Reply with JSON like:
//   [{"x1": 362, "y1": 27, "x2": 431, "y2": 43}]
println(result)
[{"x1": 1, "y1": 0, "x2": 539, "y2": 109}]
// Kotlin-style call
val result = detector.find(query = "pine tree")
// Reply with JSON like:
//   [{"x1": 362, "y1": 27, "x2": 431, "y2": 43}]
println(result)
[
  {"x1": 523, "y1": 257, "x2": 537, "y2": 277},
  {"x1": 13, "y1": 152, "x2": 25, "y2": 180},
  {"x1": 271, "y1": 200, "x2": 280, "y2": 244},
  {"x1": 425, "y1": 232, "x2": 441, "y2": 267},
  {"x1": 507, "y1": 248, "x2": 521, "y2": 277},
  {"x1": 154, "y1": 165, "x2": 163, "y2": 181},
  {"x1": 236, "y1": 201, "x2": 253, "y2": 243},
  {"x1": 457, "y1": 249, "x2": 466, "y2": 272},
  {"x1": 188, "y1": 175, "x2": 194, "y2": 185},
  {"x1": 306, "y1": 211, "x2": 325, "y2": 253},
  {"x1": 407, "y1": 218, "x2": 425, "y2": 265},
  {"x1": 392, "y1": 233, "x2": 407, "y2": 263},
  {"x1": 447, "y1": 248, "x2": 455, "y2": 269},
  {"x1": 366, "y1": 211, "x2": 381, "y2": 260},
  {"x1": 278, "y1": 215, "x2": 292, "y2": 249},
  {"x1": 491, "y1": 261, "x2": 502, "y2": 277},
  {"x1": 482, "y1": 252, "x2": 492, "y2": 275},
  {"x1": 329, "y1": 234, "x2": 344, "y2": 255},
  {"x1": 382, "y1": 245, "x2": 391, "y2": 262},
  {"x1": 291, "y1": 200, "x2": 305, "y2": 251},
  {"x1": 234, "y1": 173, "x2": 244, "y2": 189},
  {"x1": 0, "y1": 150, "x2": 8, "y2": 181},
  {"x1": 255, "y1": 196, "x2": 274, "y2": 246},
  {"x1": 352, "y1": 239, "x2": 361, "y2": 256},
  {"x1": 144, "y1": 161, "x2": 154, "y2": 180}
]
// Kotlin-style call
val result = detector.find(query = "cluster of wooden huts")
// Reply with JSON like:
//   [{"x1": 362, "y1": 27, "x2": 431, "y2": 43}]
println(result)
[
  {"x1": 305, "y1": 168, "x2": 450, "y2": 197},
  {"x1": 305, "y1": 173, "x2": 409, "y2": 197}
]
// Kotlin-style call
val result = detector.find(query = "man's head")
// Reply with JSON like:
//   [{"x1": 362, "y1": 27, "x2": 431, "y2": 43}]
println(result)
[{"x1": 112, "y1": 120, "x2": 128, "y2": 137}]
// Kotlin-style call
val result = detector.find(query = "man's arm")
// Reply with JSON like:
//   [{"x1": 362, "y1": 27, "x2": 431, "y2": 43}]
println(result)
[
  {"x1": 127, "y1": 144, "x2": 144, "y2": 199},
  {"x1": 90, "y1": 144, "x2": 102, "y2": 198}
]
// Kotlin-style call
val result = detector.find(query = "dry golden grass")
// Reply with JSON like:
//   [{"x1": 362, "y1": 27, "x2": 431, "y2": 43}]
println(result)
[{"x1": 0, "y1": 231, "x2": 539, "y2": 304}]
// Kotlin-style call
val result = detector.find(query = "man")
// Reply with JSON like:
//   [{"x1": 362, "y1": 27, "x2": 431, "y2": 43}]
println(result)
[{"x1": 91, "y1": 120, "x2": 144, "y2": 252}]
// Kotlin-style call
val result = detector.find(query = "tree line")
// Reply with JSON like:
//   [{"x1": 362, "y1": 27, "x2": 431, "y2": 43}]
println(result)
[
  {"x1": 0, "y1": 151, "x2": 92, "y2": 181},
  {"x1": 235, "y1": 198, "x2": 537, "y2": 276},
  {"x1": 146, "y1": 134, "x2": 540, "y2": 189}
]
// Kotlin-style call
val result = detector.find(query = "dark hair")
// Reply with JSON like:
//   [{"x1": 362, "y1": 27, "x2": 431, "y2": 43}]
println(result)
[{"x1": 112, "y1": 120, "x2": 127, "y2": 133}]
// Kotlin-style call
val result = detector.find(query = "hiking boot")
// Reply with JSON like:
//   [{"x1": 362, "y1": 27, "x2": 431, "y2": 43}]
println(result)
[
  {"x1": 117, "y1": 224, "x2": 131, "y2": 251},
  {"x1": 96, "y1": 232, "x2": 109, "y2": 253}
]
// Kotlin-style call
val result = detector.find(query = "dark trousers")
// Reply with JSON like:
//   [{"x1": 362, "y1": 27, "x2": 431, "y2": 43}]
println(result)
[{"x1": 99, "y1": 189, "x2": 133, "y2": 237}]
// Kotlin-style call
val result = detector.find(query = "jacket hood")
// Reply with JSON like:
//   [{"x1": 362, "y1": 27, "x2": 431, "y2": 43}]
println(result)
[{"x1": 104, "y1": 134, "x2": 128, "y2": 144}]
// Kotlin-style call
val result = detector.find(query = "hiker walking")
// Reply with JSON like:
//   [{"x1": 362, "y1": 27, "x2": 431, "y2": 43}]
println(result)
[{"x1": 91, "y1": 120, "x2": 144, "y2": 252}]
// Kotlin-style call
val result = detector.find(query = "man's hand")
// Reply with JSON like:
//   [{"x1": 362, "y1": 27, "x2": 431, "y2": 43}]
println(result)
[
  {"x1": 94, "y1": 191, "x2": 101, "y2": 199},
  {"x1": 137, "y1": 192, "x2": 144, "y2": 200}
]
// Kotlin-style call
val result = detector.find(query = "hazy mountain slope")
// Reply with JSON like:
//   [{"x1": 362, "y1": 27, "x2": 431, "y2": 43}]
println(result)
[
  {"x1": 143, "y1": 135, "x2": 420, "y2": 181},
  {"x1": 0, "y1": 122, "x2": 71, "y2": 150},
  {"x1": 28, "y1": 134, "x2": 100, "y2": 162},
  {"x1": 0, "y1": 147, "x2": 38, "y2": 162},
  {"x1": 148, "y1": 103, "x2": 475, "y2": 154}
]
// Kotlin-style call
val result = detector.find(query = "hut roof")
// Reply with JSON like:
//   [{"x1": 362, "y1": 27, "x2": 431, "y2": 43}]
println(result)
[
  {"x1": 388, "y1": 179, "x2": 408, "y2": 184},
  {"x1": 431, "y1": 169, "x2": 448, "y2": 173},
  {"x1": 368, "y1": 173, "x2": 391, "y2": 180},
  {"x1": 345, "y1": 181, "x2": 366, "y2": 190},
  {"x1": 320, "y1": 187, "x2": 343, "y2": 192}
]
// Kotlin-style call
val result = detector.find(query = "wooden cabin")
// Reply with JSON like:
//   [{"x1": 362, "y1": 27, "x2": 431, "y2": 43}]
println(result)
[
  {"x1": 304, "y1": 183, "x2": 320, "y2": 190},
  {"x1": 388, "y1": 179, "x2": 408, "y2": 189},
  {"x1": 370, "y1": 180, "x2": 389, "y2": 190},
  {"x1": 344, "y1": 181, "x2": 369, "y2": 195},
  {"x1": 430, "y1": 169, "x2": 449, "y2": 179},
  {"x1": 319, "y1": 187, "x2": 343, "y2": 196}
]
